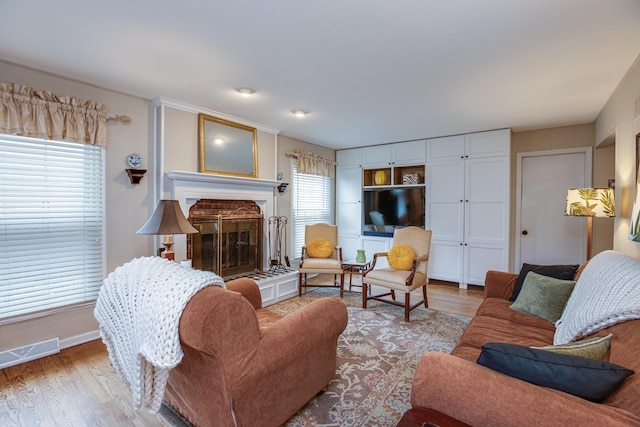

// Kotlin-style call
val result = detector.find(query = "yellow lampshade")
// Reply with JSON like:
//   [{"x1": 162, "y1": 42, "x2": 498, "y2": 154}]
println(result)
[{"x1": 565, "y1": 188, "x2": 615, "y2": 217}]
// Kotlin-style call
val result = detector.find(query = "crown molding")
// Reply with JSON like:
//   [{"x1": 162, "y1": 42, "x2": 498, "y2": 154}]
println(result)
[{"x1": 152, "y1": 96, "x2": 280, "y2": 135}]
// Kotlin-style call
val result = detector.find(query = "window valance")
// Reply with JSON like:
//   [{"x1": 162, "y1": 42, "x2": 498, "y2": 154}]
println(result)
[
  {"x1": 289, "y1": 148, "x2": 335, "y2": 178},
  {"x1": 0, "y1": 82, "x2": 108, "y2": 146}
]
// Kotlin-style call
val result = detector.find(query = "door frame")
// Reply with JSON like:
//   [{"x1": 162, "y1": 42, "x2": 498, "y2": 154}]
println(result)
[{"x1": 514, "y1": 147, "x2": 592, "y2": 269}]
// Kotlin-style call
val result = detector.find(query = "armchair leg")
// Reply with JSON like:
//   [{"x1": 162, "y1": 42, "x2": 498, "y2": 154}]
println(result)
[
  {"x1": 423, "y1": 285, "x2": 428, "y2": 308},
  {"x1": 298, "y1": 273, "x2": 305, "y2": 296},
  {"x1": 362, "y1": 283, "x2": 368, "y2": 309},
  {"x1": 339, "y1": 273, "x2": 344, "y2": 298},
  {"x1": 404, "y1": 293, "x2": 411, "y2": 322}
]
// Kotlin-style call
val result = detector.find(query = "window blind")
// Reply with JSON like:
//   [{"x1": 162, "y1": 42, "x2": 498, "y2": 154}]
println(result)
[
  {"x1": 291, "y1": 162, "x2": 333, "y2": 259},
  {"x1": 0, "y1": 134, "x2": 105, "y2": 320}
]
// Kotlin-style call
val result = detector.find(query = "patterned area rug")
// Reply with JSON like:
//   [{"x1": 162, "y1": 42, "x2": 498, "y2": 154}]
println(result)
[{"x1": 161, "y1": 287, "x2": 470, "y2": 427}]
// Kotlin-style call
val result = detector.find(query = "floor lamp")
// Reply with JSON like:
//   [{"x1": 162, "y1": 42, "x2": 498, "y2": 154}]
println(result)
[
  {"x1": 565, "y1": 188, "x2": 615, "y2": 260},
  {"x1": 137, "y1": 199, "x2": 199, "y2": 261}
]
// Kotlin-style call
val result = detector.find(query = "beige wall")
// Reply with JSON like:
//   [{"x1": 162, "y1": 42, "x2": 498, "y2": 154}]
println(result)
[
  {"x1": 595, "y1": 53, "x2": 640, "y2": 258},
  {"x1": 275, "y1": 135, "x2": 336, "y2": 263},
  {"x1": 0, "y1": 60, "x2": 154, "y2": 350},
  {"x1": 510, "y1": 124, "x2": 615, "y2": 266}
]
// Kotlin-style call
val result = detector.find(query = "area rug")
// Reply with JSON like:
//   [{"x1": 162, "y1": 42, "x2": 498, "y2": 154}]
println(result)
[{"x1": 160, "y1": 288, "x2": 470, "y2": 427}]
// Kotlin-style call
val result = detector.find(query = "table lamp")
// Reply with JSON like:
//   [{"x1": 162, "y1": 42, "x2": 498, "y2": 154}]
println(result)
[
  {"x1": 137, "y1": 199, "x2": 198, "y2": 260},
  {"x1": 565, "y1": 188, "x2": 615, "y2": 260}
]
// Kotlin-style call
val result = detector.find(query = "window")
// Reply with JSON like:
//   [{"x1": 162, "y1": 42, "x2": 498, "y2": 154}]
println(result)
[
  {"x1": 291, "y1": 162, "x2": 333, "y2": 259},
  {"x1": 0, "y1": 134, "x2": 105, "y2": 320}
]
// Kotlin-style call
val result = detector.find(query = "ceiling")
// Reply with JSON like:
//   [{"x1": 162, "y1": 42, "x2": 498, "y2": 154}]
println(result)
[{"x1": 1, "y1": 1, "x2": 639, "y2": 150}]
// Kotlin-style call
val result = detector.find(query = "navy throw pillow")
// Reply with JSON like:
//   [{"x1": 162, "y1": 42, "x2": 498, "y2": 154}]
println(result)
[{"x1": 477, "y1": 342, "x2": 634, "y2": 402}]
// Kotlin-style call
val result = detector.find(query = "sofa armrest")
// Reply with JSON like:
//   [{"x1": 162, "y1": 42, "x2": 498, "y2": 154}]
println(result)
[
  {"x1": 483, "y1": 270, "x2": 518, "y2": 300},
  {"x1": 411, "y1": 352, "x2": 639, "y2": 427},
  {"x1": 225, "y1": 277, "x2": 262, "y2": 309}
]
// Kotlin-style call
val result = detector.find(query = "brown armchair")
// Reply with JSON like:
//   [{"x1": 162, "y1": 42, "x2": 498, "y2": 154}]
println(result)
[
  {"x1": 298, "y1": 223, "x2": 345, "y2": 297},
  {"x1": 362, "y1": 227, "x2": 432, "y2": 321},
  {"x1": 164, "y1": 277, "x2": 348, "y2": 427}
]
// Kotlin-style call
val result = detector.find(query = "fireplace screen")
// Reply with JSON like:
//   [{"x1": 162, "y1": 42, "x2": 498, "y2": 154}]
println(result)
[{"x1": 188, "y1": 201, "x2": 263, "y2": 278}]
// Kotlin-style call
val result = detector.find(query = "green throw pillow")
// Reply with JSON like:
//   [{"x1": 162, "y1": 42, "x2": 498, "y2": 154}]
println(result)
[
  {"x1": 510, "y1": 272, "x2": 576, "y2": 323},
  {"x1": 532, "y1": 334, "x2": 612, "y2": 360}
]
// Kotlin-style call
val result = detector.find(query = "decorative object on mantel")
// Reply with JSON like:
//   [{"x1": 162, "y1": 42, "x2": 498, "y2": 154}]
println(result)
[
  {"x1": 198, "y1": 113, "x2": 258, "y2": 178},
  {"x1": 137, "y1": 200, "x2": 199, "y2": 261},
  {"x1": 277, "y1": 182, "x2": 289, "y2": 193},
  {"x1": 565, "y1": 188, "x2": 615, "y2": 259},
  {"x1": 374, "y1": 170, "x2": 387, "y2": 185},
  {"x1": 402, "y1": 172, "x2": 419, "y2": 185}
]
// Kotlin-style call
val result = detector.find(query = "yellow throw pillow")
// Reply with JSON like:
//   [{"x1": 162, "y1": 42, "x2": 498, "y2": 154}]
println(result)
[
  {"x1": 306, "y1": 238, "x2": 333, "y2": 258},
  {"x1": 388, "y1": 244, "x2": 416, "y2": 270}
]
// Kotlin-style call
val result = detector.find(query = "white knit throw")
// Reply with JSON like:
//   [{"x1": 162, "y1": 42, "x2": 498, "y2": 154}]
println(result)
[
  {"x1": 554, "y1": 250, "x2": 640, "y2": 344},
  {"x1": 94, "y1": 256, "x2": 225, "y2": 413}
]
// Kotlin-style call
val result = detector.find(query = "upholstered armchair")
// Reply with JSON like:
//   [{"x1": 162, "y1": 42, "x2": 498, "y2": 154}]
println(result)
[
  {"x1": 298, "y1": 222, "x2": 345, "y2": 297},
  {"x1": 362, "y1": 226, "x2": 432, "y2": 321},
  {"x1": 164, "y1": 277, "x2": 348, "y2": 427}
]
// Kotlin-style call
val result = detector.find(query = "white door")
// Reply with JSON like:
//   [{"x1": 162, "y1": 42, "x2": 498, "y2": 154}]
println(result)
[{"x1": 516, "y1": 148, "x2": 592, "y2": 267}]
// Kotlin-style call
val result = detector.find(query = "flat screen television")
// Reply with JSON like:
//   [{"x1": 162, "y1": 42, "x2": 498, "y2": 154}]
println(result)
[{"x1": 362, "y1": 187, "x2": 425, "y2": 237}]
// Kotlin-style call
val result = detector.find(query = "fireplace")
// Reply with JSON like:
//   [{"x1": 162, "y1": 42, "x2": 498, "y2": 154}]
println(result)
[
  {"x1": 165, "y1": 171, "x2": 298, "y2": 307},
  {"x1": 188, "y1": 200, "x2": 263, "y2": 278}
]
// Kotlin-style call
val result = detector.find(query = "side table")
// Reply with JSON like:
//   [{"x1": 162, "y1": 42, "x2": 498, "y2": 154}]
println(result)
[{"x1": 342, "y1": 260, "x2": 371, "y2": 291}]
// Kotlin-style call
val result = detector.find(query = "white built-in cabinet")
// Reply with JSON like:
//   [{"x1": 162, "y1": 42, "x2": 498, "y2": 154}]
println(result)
[
  {"x1": 336, "y1": 148, "x2": 364, "y2": 262},
  {"x1": 336, "y1": 129, "x2": 510, "y2": 288},
  {"x1": 426, "y1": 129, "x2": 510, "y2": 288}
]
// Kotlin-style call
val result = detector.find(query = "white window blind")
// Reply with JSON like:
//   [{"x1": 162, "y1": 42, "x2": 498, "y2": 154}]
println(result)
[
  {"x1": 291, "y1": 162, "x2": 333, "y2": 259},
  {"x1": 0, "y1": 134, "x2": 105, "y2": 320}
]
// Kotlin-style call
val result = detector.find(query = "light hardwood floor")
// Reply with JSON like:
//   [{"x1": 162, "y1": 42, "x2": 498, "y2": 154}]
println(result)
[{"x1": 0, "y1": 279, "x2": 482, "y2": 427}]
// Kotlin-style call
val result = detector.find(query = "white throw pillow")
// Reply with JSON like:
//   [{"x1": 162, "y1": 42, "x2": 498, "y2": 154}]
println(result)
[{"x1": 554, "y1": 250, "x2": 640, "y2": 345}]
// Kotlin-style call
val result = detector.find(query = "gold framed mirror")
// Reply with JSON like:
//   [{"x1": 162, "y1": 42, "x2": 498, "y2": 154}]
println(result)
[{"x1": 198, "y1": 113, "x2": 258, "y2": 177}]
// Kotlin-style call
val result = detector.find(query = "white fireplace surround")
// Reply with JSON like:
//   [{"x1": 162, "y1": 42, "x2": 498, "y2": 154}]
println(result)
[{"x1": 165, "y1": 170, "x2": 280, "y2": 265}]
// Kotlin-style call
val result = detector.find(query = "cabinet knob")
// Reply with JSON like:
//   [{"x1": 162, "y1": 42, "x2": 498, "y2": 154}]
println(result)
[{"x1": 522, "y1": 230, "x2": 528, "y2": 235}]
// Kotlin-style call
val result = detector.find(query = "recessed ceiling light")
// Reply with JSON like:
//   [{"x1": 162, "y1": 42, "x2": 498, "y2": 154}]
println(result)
[
  {"x1": 292, "y1": 109, "x2": 309, "y2": 117},
  {"x1": 235, "y1": 87, "x2": 256, "y2": 97}
]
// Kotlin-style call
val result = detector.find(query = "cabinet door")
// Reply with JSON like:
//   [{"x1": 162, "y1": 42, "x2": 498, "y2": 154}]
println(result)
[
  {"x1": 339, "y1": 235, "x2": 362, "y2": 263},
  {"x1": 464, "y1": 157, "x2": 509, "y2": 245},
  {"x1": 465, "y1": 129, "x2": 510, "y2": 158},
  {"x1": 429, "y1": 241, "x2": 463, "y2": 283},
  {"x1": 362, "y1": 236, "x2": 390, "y2": 268},
  {"x1": 362, "y1": 145, "x2": 393, "y2": 168},
  {"x1": 337, "y1": 148, "x2": 363, "y2": 168},
  {"x1": 463, "y1": 244, "x2": 508, "y2": 287},
  {"x1": 393, "y1": 140, "x2": 425, "y2": 165},
  {"x1": 336, "y1": 166, "x2": 362, "y2": 236},
  {"x1": 426, "y1": 159, "x2": 464, "y2": 242},
  {"x1": 427, "y1": 135, "x2": 464, "y2": 161}
]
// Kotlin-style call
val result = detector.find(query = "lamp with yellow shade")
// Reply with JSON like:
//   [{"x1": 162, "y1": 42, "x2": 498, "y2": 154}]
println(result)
[{"x1": 565, "y1": 188, "x2": 615, "y2": 260}]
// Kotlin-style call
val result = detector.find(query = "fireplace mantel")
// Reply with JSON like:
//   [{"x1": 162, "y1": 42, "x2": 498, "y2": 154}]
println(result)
[
  {"x1": 165, "y1": 171, "x2": 280, "y2": 264},
  {"x1": 166, "y1": 171, "x2": 281, "y2": 190}
]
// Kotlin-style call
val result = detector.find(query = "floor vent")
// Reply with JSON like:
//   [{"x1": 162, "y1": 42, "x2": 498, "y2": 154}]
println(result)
[{"x1": 0, "y1": 338, "x2": 60, "y2": 369}]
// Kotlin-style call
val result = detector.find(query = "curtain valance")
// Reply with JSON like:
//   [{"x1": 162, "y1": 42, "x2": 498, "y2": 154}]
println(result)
[
  {"x1": 290, "y1": 149, "x2": 335, "y2": 178},
  {"x1": 0, "y1": 82, "x2": 108, "y2": 146}
]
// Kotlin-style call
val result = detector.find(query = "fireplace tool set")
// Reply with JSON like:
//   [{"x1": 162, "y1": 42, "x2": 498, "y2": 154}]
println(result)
[{"x1": 268, "y1": 216, "x2": 290, "y2": 272}]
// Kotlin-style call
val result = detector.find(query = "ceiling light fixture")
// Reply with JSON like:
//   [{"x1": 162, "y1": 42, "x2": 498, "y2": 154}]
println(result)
[
  {"x1": 292, "y1": 109, "x2": 308, "y2": 118},
  {"x1": 235, "y1": 87, "x2": 256, "y2": 97}
]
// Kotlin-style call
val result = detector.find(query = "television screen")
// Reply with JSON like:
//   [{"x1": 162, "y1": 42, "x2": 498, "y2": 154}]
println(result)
[{"x1": 362, "y1": 187, "x2": 425, "y2": 237}]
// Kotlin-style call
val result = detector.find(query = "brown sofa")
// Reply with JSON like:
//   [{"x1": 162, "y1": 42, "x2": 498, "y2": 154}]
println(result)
[
  {"x1": 410, "y1": 269, "x2": 640, "y2": 426},
  {"x1": 164, "y1": 277, "x2": 348, "y2": 427}
]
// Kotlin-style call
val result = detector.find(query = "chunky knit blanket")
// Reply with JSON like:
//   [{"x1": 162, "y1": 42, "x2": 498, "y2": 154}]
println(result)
[
  {"x1": 94, "y1": 256, "x2": 225, "y2": 413},
  {"x1": 554, "y1": 250, "x2": 640, "y2": 344}
]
